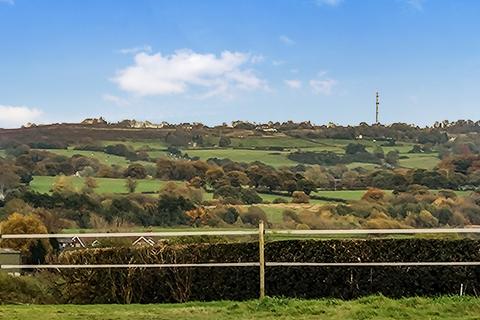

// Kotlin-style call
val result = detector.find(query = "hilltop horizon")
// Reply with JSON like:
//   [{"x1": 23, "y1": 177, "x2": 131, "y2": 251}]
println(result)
[{"x1": 2, "y1": 116, "x2": 480, "y2": 130}]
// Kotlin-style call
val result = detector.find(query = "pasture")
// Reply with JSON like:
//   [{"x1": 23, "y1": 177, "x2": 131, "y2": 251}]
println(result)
[
  {"x1": 36, "y1": 148, "x2": 139, "y2": 167},
  {"x1": 19, "y1": 135, "x2": 441, "y2": 171},
  {"x1": 30, "y1": 176, "x2": 180, "y2": 194},
  {"x1": 230, "y1": 136, "x2": 320, "y2": 148},
  {"x1": 183, "y1": 148, "x2": 297, "y2": 167},
  {"x1": 399, "y1": 153, "x2": 440, "y2": 170},
  {"x1": 101, "y1": 139, "x2": 167, "y2": 150},
  {"x1": 0, "y1": 296, "x2": 478, "y2": 320}
]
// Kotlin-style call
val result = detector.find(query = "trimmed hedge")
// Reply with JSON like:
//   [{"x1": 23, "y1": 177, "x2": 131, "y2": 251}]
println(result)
[{"x1": 58, "y1": 239, "x2": 480, "y2": 303}]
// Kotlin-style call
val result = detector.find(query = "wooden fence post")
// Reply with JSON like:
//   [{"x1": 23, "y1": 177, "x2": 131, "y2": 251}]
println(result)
[{"x1": 259, "y1": 220, "x2": 265, "y2": 299}]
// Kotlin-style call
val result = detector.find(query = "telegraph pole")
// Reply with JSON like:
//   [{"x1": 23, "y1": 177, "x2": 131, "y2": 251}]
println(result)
[{"x1": 375, "y1": 91, "x2": 380, "y2": 124}]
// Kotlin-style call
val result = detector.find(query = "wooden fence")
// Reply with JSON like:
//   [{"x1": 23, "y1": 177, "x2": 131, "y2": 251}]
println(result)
[{"x1": 3, "y1": 224, "x2": 480, "y2": 299}]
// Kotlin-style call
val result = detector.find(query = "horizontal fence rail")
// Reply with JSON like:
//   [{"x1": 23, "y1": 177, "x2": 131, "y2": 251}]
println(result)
[
  {"x1": 267, "y1": 228, "x2": 480, "y2": 235},
  {"x1": 267, "y1": 262, "x2": 480, "y2": 267},
  {"x1": 3, "y1": 261, "x2": 480, "y2": 270},
  {"x1": 1, "y1": 262, "x2": 260, "y2": 269},
  {"x1": 0, "y1": 230, "x2": 258, "y2": 239},
  {"x1": 2, "y1": 227, "x2": 480, "y2": 239}
]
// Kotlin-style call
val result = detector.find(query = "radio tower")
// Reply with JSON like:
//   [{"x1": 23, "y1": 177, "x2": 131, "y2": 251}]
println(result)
[{"x1": 375, "y1": 91, "x2": 380, "y2": 124}]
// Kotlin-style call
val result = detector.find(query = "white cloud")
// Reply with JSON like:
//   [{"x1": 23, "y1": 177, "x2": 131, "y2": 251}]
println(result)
[
  {"x1": 284, "y1": 79, "x2": 302, "y2": 89},
  {"x1": 0, "y1": 0, "x2": 14, "y2": 5},
  {"x1": 251, "y1": 54, "x2": 265, "y2": 64},
  {"x1": 272, "y1": 60, "x2": 285, "y2": 66},
  {"x1": 315, "y1": 0, "x2": 342, "y2": 7},
  {"x1": 112, "y1": 49, "x2": 267, "y2": 98},
  {"x1": 405, "y1": 0, "x2": 425, "y2": 11},
  {"x1": 279, "y1": 35, "x2": 295, "y2": 46},
  {"x1": 310, "y1": 77, "x2": 337, "y2": 95},
  {"x1": 102, "y1": 94, "x2": 130, "y2": 107},
  {"x1": 0, "y1": 105, "x2": 42, "y2": 128},
  {"x1": 117, "y1": 45, "x2": 152, "y2": 55}
]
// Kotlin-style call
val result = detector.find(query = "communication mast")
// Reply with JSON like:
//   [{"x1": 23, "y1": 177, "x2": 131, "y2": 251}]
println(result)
[{"x1": 375, "y1": 91, "x2": 380, "y2": 124}]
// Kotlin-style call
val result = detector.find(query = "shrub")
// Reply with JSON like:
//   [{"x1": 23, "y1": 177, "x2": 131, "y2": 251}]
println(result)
[
  {"x1": 240, "y1": 206, "x2": 268, "y2": 226},
  {"x1": 272, "y1": 197, "x2": 288, "y2": 204},
  {"x1": 361, "y1": 188, "x2": 386, "y2": 202},
  {"x1": 292, "y1": 191, "x2": 309, "y2": 204},
  {"x1": 58, "y1": 238, "x2": 480, "y2": 303},
  {"x1": 0, "y1": 272, "x2": 59, "y2": 304}
]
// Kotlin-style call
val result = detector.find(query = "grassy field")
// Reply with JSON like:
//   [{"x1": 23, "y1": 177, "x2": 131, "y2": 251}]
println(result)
[
  {"x1": 28, "y1": 136, "x2": 439, "y2": 170},
  {"x1": 184, "y1": 148, "x2": 297, "y2": 167},
  {"x1": 1, "y1": 296, "x2": 479, "y2": 320},
  {"x1": 30, "y1": 176, "x2": 329, "y2": 204},
  {"x1": 37, "y1": 148, "x2": 138, "y2": 167},
  {"x1": 101, "y1": 139, "x2": 167, "y2": 150},
  {"x1": 30, "y1": 176, "x2": 181, "y2": 194},
  {"x1": 399, "y1": 153, "x2": 440, "y2": 170},
  {"x1": 31, "y1": 177, "x2": 471, "y2": 202},
  {"x1": 314, "y1": 190, "x2": 371, "y2": 201},
  {"x1": 0, "y1": 149, "x2": 6, "y2": 158},
  {"x1": 230, "y1": 136, "x2": 320, "y2": 148}
]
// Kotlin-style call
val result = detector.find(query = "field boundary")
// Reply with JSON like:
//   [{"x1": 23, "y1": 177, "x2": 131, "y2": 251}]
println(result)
[{"x1": 2, "y1": 225, "x2": 480, "y2": 299}]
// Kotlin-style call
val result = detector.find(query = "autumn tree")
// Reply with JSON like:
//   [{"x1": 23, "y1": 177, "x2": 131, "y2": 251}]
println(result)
[
  {"x1": 0, "y1": 213, "x2": 52, "y2": 264},
  {"x1": 52, "y1": 175, "x2": 75, "y2": 194},
  {"x1": 125, "y1": 177, "x2": 138, "y2": 193},
  {"x1": 292, "y1": 191, "x2": 310, "y2": 204},
  {"x1": 124, "y1": 163, "x2": 147, "y2": 179},
  {"x1": 361, "y1": 188, "x2": 386, "y2": 202},
  {"x1": 0, "y1": 167, "x2": 20, "y2": 201},
  {"x1": 82, "y1": 176, "x2": 98, "y2": 193},
  {"x1": 218, "y1": 136, "x2": 232, "y2": 147}
]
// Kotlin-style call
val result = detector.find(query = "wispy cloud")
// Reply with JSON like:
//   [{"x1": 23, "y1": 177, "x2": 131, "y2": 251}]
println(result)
[
  {"x1": 0, "y1": 105, "x2": 43, "y2": 128},
  {"x1": 251, "y1": 54, "x2": 265, "y2": 64},
  {"x1": 284, "y1": 79, "x2": 302, "y2": 89},
  {"x1": 314, "y1": 0, "x2": 342, "y2": 7},
  {"x1": 272, "y1": 60, "x2": 285, "y2": 67},
  {"x1": 117, "y1": 45, "x2": 152, "y2": 55},
  {"x1": 0, "y1": 0, "x2": 14, "y2": 5},
  {"x1": 102, "y1": 94, "x2": 130, "y2": 107},
  {"x1": 279, "y1": 35, "x2": 295, "y2": 46},
  {"x1": 309, "y1": 72, "x2": 337, "y2": 95},
  {"x1": 405, "y1": 0, "x2": 425, "y2": 11},
  {"x1": 112, "y1": 49, "x2": 267, "y2": 98}
]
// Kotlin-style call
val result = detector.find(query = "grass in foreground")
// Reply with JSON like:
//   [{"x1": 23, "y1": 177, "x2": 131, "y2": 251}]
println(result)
[{"x1": 1, "y1": 296, "x2": 479, "y2": 320}]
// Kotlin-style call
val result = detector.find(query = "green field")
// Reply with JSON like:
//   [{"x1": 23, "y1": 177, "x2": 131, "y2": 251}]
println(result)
[
  {"x1": 184, "y1": 148, "x2": 297, "y2": 167},
  {"x1": 399, "y1": 153, "x2": 440, "y2": 170},
  {"x1": 31, "y1": 136, "x2": 440, "y2": 170},
  {"x1": 101, "y1": 139, "x2": 167, "y2": 151},
  {"x1": 314, "y1": 189, "x2": 370, "y2": 201},
  {"x1": 0, "y1": 149, "x2": 6, "y2": 158},
  {"x1": 230, "y1": 136, "x2": 320, "y2": 148},
  {"x1": 30, "y1": 176, "x2": 181, "y2": 194},
  {"x1": 38, "y1": 149, "x2": 132, "y2": 167},
  {"x1": 31, "y1": 177, "x2": 471, "y2": 202},
  {"x1": 30, "y1": 176, "x2": 327, "y2": 204},
  {"x1": 0, "y1": 296, "x2": 478, "y2": 320}
]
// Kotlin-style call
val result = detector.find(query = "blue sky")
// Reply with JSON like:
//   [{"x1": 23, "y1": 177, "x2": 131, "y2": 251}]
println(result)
[{"x1": 1, "y1": 0, "x2": 479, "y2": 128}]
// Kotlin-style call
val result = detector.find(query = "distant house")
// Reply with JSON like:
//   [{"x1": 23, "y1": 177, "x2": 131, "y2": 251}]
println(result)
[
  {"x1": 0, "y1": 248, "x2": 21, "y2": 275},
  {"x1": 58, "y1": 236, "x2": 86, "y2": 249},
  {"x1": 81, "y1": 117, "x2": 108, "y2": 125},
  {"x1": 132, "y1": 236, "x2": 155, "y2": 247}
]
